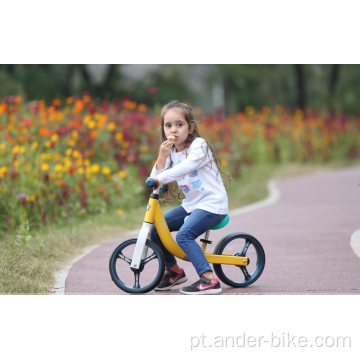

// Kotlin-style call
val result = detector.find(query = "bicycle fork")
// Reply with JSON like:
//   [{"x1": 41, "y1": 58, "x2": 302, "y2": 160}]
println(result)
[{"x1": 130, "y1": 222, "x2": 151, "y2": 270}]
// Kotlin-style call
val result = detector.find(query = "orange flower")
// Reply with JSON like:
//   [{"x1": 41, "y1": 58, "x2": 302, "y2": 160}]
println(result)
[
  {"x1": 53, "y1": 99, "x2": 61, "y2": 106},
  {"x1": 10, "y1": 105, "x2": 20, "y2": 111},
  {"x1": 14, "y1": 95, "x2": 22, "y2": 103},
  {"x1": 66, "y1": 97, "x2": 73, "y2": 104},
  {"x1": 98, "y1": 188, "x2": 106, "y2": 194},
  {"x1": 74, "y1": 100, "x2": 84, "y2": 112},
  {"x1": 0, "y1": 103, "x2": 8, "y2": 111},
  {"x1": 138, "y1": 103, "x2": 147, "y2": 112},
  {"x1": 39, "y1": 127, "x2": 48, "y2": 136},
  {"x1": 83, "y1": 95, "x2": 92, "y2": 103}
]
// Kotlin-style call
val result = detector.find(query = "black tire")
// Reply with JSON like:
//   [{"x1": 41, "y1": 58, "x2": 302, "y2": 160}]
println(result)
[
  {"x1": 213, "y1": 232, "x2": 265, "y2": 288},
  {"x1": 109, "y1": 238, "x2": 165, "y2": 294}
]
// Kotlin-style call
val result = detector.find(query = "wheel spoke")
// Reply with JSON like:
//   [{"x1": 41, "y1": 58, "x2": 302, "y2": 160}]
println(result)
[
  {"x1": 234, "y1": 240, "x2": 251, "y2": 257},
  {"x1": 240, "y1": 266, "x2": 251, "y2": 280},
  {"x1": 117, "y1": 251, "x2": 132, "y2": 265},
  {"x1": 142, "y1": 251, "x2": 157, "y2": 265},
  {"x1": 133, "y1": 271, "x2": 141, "y2": 288}
]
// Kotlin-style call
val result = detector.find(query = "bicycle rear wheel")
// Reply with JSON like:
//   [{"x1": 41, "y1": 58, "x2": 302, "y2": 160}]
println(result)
[
  {"x1": 213, "y1": 232, "x2": 265, "y2": 288},
  {"x1": 109, "y1": 238, "x2": 165, "y2": 294}
]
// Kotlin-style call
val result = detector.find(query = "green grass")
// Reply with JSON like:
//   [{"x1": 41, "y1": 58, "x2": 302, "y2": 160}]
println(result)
[{"x1": 0, "y1": 161, "x2": 358, "y2": 294}]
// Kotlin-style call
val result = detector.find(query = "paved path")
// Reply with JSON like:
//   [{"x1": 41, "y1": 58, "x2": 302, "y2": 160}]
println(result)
[{"x1": 65, "y1": 167, "x2": 360, "y2": 295}]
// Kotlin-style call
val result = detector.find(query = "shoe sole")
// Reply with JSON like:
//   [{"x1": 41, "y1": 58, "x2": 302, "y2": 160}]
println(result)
[
  {"x1": 154, "y1": 276, "x2": 188, "y2": 291},
  {"x1": 180, "y1": 288, "x2": 222, "y2": 295}
]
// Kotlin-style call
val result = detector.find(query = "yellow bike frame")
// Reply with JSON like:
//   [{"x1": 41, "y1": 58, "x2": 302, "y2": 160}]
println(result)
[{"x1": 144, "y1": 194, "x2": 248, "y2": 266}]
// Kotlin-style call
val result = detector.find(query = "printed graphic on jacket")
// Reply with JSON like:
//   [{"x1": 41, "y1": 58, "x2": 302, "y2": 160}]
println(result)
[
  {"x1": 181, "y1": 185, "x2": 190, "y2": 194},
  {"x1": 188, "y1": 170, "x2": 198, "y2": 177}
]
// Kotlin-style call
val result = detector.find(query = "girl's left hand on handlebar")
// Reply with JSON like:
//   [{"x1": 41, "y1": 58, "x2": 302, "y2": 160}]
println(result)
[{"x1": 147, "y1": 177, "x2": 159, "y2": 190}]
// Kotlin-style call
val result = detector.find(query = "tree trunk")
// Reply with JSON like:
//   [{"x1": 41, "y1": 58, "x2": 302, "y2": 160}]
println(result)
[
  {"x1": 294, "y1": 64, "x2": 306, "y2": 109},
  {"x1": 328, "y1": 64, "x2": 340, "y2": 111}
]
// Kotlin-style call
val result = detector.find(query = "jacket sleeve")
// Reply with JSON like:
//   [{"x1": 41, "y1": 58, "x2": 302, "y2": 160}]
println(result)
[
  {"x1": 149, "y1": 156, "x2": 172, "y2": 178},
  {"x1": 156, "y1": 140, "x2": 212, "y2": 185}
]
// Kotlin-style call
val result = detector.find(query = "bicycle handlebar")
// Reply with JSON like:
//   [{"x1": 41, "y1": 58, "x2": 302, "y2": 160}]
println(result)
[
  {"x1": 145, "y1": 178, "x2": 169, "y2": 193},
  {"x1": 145, "y1": 178, "x2": 156, "y2": 188}
]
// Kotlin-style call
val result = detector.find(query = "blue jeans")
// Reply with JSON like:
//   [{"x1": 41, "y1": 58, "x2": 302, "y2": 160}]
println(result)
[{"x1": 150, "y1": 205, "x2": 227, "y2": 277}]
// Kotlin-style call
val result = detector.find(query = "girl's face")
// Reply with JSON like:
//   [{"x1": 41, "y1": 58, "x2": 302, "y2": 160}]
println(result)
[{"x1": 163, "y1": 108, "x2": 194, "y2": 152}]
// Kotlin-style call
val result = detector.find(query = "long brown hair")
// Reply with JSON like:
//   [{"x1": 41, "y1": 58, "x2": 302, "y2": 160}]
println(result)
[{"x1": 158, "y1": 100, "x2": 233, "y2": 203}]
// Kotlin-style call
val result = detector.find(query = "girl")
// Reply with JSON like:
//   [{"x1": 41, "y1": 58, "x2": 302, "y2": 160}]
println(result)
[{"x1": 148, "y1": 100, "x2": 232, "y2": 295}]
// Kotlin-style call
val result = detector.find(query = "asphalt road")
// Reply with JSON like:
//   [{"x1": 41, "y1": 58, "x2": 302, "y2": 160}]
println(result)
[{"x1": 65, "y1": 166, "x2": 360, "y2": 295}]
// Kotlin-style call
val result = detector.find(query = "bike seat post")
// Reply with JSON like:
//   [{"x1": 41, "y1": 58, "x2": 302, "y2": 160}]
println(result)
[{"x1": 200, "y1": 229, "x2": 211, "y2": 254}]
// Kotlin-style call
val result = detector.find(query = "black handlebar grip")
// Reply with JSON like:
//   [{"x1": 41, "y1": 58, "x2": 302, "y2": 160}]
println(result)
[{"x1": 145, "y1": 178, "x2": 156, "y2": 188}]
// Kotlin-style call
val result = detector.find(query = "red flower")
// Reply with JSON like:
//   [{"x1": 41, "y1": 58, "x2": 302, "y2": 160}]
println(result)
[
  {"x1": 21, "y1": 118, "x2": 32, "y2": 126},
  {"x1": 148, "y1": 87, "x2": 158, "y2": 94}
]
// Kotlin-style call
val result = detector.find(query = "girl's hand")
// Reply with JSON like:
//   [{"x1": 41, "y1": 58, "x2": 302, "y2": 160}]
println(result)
[
  {"x1": 159, "y1": 140, "x2": 174, "y2": 159},
  {"x1": 148, "y1": 177, "x2": 159, "y2": 190}
]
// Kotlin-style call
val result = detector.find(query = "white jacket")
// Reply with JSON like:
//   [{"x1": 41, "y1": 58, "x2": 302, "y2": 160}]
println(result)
[{"x1": 150, "y1": 137, "x2": 228, "y2": 215}]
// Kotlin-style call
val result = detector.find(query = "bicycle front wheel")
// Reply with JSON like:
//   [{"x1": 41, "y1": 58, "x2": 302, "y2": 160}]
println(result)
[
  {"x1": 109, "y1": 238, "x2": 165, "y2": 294},
  {"x1": 213, "y1": 232, "x2": 265, "y2": 288}
]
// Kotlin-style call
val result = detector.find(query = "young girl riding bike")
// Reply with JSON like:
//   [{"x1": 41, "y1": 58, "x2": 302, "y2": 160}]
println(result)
[{"x1": 148, "y1": 100, "x2": 232, "y2": 295}]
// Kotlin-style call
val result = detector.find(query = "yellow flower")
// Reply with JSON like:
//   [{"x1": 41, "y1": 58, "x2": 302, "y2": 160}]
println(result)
[
  {"x1": 65, "y1": 149, "x2": 72, "y2": 156},
  {"x1": 77, "y1": 167, "x2": 85, "y2": 174},
  {"x1": 67, "y1": 139, "x2": 76, "y2": 147},
  {"x1": 12, "y1": 145, "x2": 20, "y2": 154},
  {"x1": 45, "y1": 141, "x2": 52, "y2": 148},
  {"x1": 13, "y1": 160, "x2": 19, "y2": 167},
  {"x1": 71, "y1": 130, "x2": 79, "y2": 140},
  {"x1": 107, "y1": 122, "x2": 116, "y2": 131},
  {"x1": 221, "y1": 159, "x2": 228, "y2": 167},
  {"x1": 245, "y1": 106, "x2": 255, "y2": 116},
  {"x1": 117, "y1": 171, "x2": 126, "y2": 178},
  {"x1": 51, "y1": 134, "x2": 59, "y2": 142},
  {"x1": 41, "y1": 163, "x2": 49, "y2": 171},
  {"x1": 102, "y1": 166, "x2": 111, "y2": 175},
  {"x1": 54, "y1": 164, "x2": 63, "y2": 172},
  {"x1": 57, "y1": 172, "x2": 63, "y2": 178},
  {"x1": 0, "y1": 143, "x2": 6, "y2": 151},
  {"x1": 0, "y1": 166, "x2": 7, "y2": 174},
  {"x1": 91, "y1": 164, "x2": 100, "y2": 173},
  {"x1": 19, "y1": 146, "x2": 25, "y2": 154},
  {"x1": 84, "y1": 159, "x2": 91, "y2": 166},
  {"x1": 31, "y1": 142, "x2": 38, "y2": 149},
  {"x1": 140, "y1": 146, "x2": 148, "y2": 153},
  {"x1": 120, "y1": 150, "x2": 127, "y2": 156},
  {"x1": 50, "y1": 172, "x2": 57, "y2": 179},
  {"x1": 115, "y1": 132, "x2": 123, "y2": 141},
  {"x1": 75, "y1": 185, "x2": 81, "y2": 192},
  {"x1": 76, "y1": 159, "x2": 83, "y2": 167},
  {"x1": 63, "y1": 156, "x2": 72, "y2": 166},
  {"x1": 116, "y1": 209, "x2": 124, "y2": 216},
  {"x1": 123, "y1": 141, "x2": 130, "y2": 149},
  {"x1": 72, "y1": 150, "x2": 81, "y2": 158},
  {"x1": 88, "y1": 121, "x2": 96, "y2": 129}
]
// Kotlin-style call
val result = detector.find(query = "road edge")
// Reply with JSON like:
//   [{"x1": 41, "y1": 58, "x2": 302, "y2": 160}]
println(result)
[
  {"x1": 52, "y1": 180, "x2": 281, "y2": 295},
  {"x1": 350, "y1": 229, "x2": 360, "y2": 259}
]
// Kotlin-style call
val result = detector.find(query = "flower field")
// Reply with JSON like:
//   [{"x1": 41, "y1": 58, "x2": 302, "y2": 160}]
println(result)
[{"x1": 1, "y1": 95, "x2": 359, "y2": 228}]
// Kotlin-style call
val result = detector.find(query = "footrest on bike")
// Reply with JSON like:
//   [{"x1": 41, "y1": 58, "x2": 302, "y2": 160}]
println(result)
[{"x1": 200, "y1": 239, "x2": 212, "y2": 244}]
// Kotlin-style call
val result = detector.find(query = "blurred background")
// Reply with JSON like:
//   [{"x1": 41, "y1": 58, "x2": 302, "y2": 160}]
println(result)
[
  {"x1": 1, "y1": 64, "x2": 360, "y2": 115},
  {"x1": 1, "y1": 64, "x2": 359, "y2": 229}
]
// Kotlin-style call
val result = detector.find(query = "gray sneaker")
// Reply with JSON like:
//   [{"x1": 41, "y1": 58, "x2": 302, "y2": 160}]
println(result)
[
  {"x1": 180, "y1": 276, "x2": 222, "y2": 295},
  {"x1": 155, "y1": 268, "x2": 188, "y2": 291}
]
